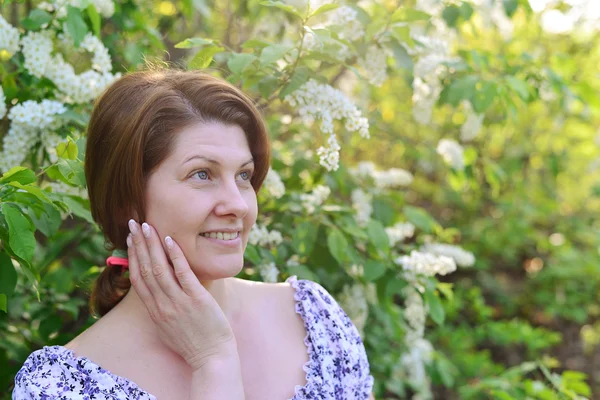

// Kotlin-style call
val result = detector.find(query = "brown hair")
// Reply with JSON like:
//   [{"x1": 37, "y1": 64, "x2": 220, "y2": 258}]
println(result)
[{"x1": 85, "y1": 69, "x2": 271, "y2": 317}]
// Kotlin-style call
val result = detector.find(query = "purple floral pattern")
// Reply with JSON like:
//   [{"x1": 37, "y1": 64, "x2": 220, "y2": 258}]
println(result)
[{"x1": 13, "y1": 276, "x2": 374, "y2": 400}]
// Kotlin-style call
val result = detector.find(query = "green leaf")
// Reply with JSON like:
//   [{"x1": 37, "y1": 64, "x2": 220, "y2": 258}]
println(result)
[
  {"x1": 363, "y1": 260, "x2": 386, "y2": 281},
  {"x1": 439, "y1": 75, "x2": 478, "y2": 106},
  {"x1": 0, "y1": 294, "x2": 6, "y2": 313},
  {"x1": 473, "y1": 81, "x2": 497, "y2": 113},
  {"x1": 259, "y1": 1, "x2": 303, "y2": 19},
  {"x1": 391, "y1": 26, "x2": 415, "y2": 48},
  {"x1": 425, "y1": 288, "x2": 445, "y2": 324},
  {"x1": 309, "y1": 3, "x2": 339, "y2": 19},
  {"x1": 403, "y1": 205, "x2": 440, "y2": 233},
  {"x1": 286, "y1": 264, "x2": 318, "y2": 281},
  {"x1": 21, "y1": 9, "x2": 52, "y2": 31},
  {"x1": 367, "y1": 219, "x2": 390, "y2": 254},
  {"x1": 227, "y1": 53, "x2": 257, "y2": 75},
  {"x1": 327, "y1": 228, "x2": 348, "y2": 266},
  {"x1": 175, "y1": 37, "x2": 215, "y2": 49},
  {"x1": 260, "y1": 44, "x2": 292, "y2": 65},
  {"x1": 87, "y1": 4, "x2": 101, "y2": 37},
  {"x1": 506, "y1": 76, "x2": 530, "y2": 100},
  {"x1": 56, "y1": 138, "x2": 79, "y2": 161},
  {"x1": 241, "y1": 39, "x2": 271, "y2": 50},
  {"x1": 30, "y1": 201, "x2": 62, "y2": 237},
  {"x1": 0, "y1": 167, "x2": 36, "y2": 185},
  {"x1": 244, "y1": 244, "x2": 261, "y2": 264},
  {"x1": 442, "y1": 5, "x2": 461, "y2": 27},
  {"x1": 503, "y1": 0, "x2": 518, "y2": 17},
  {"x1": 279, "y1": 66, "x2": 310, "y2": 99},
  {"x1": 2, "y1": 204, "x2": 36, "y2": 264},
  {"x1": 389, "y1": 41, "x2": 413, "y2": 72},
  {"x1": 391, "y1": 8, "x2": 430, "y2": 22},
  {"x1": 436, "y1": 355, "x2": 456, "y2": 387},
  {"x1": 460, "y1": 2, "x2": 474, "y2": 20},
  {"x1": 8, "y1": 182, "x2": 53, "y2": 204},
  {"x1": 0, "y1": 251, "x2": 18, "y2": 298},
  {"x1": 57, "y1": 159, "x2": 86, "y2": 187},
  {"x1": 190, "y1": 45, "x2": 224, "y2": 69},
  {"x1": 258, "y1": 76, "x2": 280, "y2": 99},
  {"x1": 59, "y1": 195, "x2": 94, "y2": 224},
  {"x1": 292, "y1": 221, "x2": 318, "y2": 257},
  {"x1": 66, "y1": 6, "x2": 89, "y2": 47}
]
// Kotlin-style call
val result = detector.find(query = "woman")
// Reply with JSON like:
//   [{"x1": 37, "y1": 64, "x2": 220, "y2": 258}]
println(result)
[{"x1": 12, "y1": 69, "x2": 375, "y2": 399}]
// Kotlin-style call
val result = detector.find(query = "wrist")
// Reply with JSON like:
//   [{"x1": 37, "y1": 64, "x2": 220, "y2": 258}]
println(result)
[{"x1": 188, "y1": 345, "x2": 241, "y2": 373}]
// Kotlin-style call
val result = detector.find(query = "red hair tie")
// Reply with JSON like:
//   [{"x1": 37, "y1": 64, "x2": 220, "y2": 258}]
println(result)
[{"x1": 106, "y1": 248, "x2": 129, "y2": 269}]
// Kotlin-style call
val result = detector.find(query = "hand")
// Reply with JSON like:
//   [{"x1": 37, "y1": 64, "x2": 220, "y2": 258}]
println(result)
[{"x1": 126, "y1": 219, "x2": 238, "y2": 371}]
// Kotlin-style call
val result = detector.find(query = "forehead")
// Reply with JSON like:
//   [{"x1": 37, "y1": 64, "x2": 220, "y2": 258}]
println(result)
[{"x1": 171, "y1": 121, "x2": 251, "y2": 161}]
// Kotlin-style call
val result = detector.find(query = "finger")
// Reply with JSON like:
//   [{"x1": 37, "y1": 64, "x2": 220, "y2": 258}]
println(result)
[
  {"x1": 127, "y1": 234, "x2": 155, "y2": 308},
  {"x1": 128, "y1": 219, "x2": 169, "y2": 305},
  {"x1": 141, "y1": 222, "x2": 181, "y2": 299},
  {"x1": 164, "y1": 236, "x2": 206, "y2": 299}
]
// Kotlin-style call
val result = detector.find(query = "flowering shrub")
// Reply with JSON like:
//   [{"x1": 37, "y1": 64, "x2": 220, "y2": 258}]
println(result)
[{"x1": 1, "y1": 0, "x2": 599, "y2": 399}]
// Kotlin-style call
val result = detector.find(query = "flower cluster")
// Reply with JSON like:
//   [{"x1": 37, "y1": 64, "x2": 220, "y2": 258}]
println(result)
[
  {"x1": 386, "y1": 222, "x2": 415, "y2": 246},
  {"x1": 248, "y1": 224, "x2": 283, "y2": 247},
  {"x1": 38, "y1": 0, "x2": 115, "y2": 18},
  {"x1": 262, "y1": 168, "x2": 285, "y2": 199},
  {"x1": 420, "y1": 242, "x2": 475, "y2": 267},
  {"x1": 299, "y1": 184, "x2": 331, "y2": 214},
  {"x1": 351, "y1": 188, "x2": 372, "y2": 227},
  {"x1": 460, "y1": 101, "x2": 484, "y2": 142},
  {"x1": 436, "y1": 138, "x2": 465, "y2": 170},
  {"x1": 337, "y1": 283, "x2": 369, "y2": 336},
  {"x1": 395, "y1": 250, "x2": 457, "y2": 278},
  {"x1": 0, "y1": 14, "x2": 20, "y2": 55},
  {"x1": 285, "y1": 79, "x2": 369, "y2": 170},
  {"x1": 351, "y1": 161, "x2": 414, "y2": 191},
  {"x1": 1, "y1": 100, "x2": 66, "y2": 172},
  {"x1": 0, "y1": 86, "x2": 6, "y2": 120},
  {"x1": 357, "y1": 46, "x2": 388, "y2": 87},
  {"x1": 21, "y1": 30, "x2": 119, "y2": 104},
  {"x1": 258, "y1": 262, "x2": 279, "y2": 283}
]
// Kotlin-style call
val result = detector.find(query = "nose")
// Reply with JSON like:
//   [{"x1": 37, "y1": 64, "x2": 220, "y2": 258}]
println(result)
[{"x1": 213, "y1": 178, "x2": 249, "y2": 219}]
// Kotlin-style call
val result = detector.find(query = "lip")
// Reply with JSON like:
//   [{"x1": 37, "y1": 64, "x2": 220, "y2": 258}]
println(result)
[{"x1": 200, "y1": 228, "x2": 242, "y2": 234}]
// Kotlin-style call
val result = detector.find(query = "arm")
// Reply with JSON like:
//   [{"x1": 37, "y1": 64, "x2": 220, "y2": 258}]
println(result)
[
  {"x1": 368, "y1": 394, "x2": 375, "y2": 400},
  {"x1": 190, "y1": 353, "x2": 245, "y2": 400}
]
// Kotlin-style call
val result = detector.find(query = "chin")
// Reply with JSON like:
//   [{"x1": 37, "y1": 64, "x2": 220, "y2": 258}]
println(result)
[{"x1": 189, "y1": 256, "x2": 244, "y2": 280}]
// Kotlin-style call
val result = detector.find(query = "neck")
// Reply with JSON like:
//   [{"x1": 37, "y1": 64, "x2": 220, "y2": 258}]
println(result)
[{"x1": 116, "y1": 276, "x2": 240, "y2": 335}]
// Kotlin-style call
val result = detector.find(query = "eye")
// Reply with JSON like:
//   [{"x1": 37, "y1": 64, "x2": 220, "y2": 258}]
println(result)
[
  {"x1": 194, "y1": 170, "x2": 209, "y2": 180},
  {"x1": 239, "y1": 170, "x2": 252, "y2": 181}
]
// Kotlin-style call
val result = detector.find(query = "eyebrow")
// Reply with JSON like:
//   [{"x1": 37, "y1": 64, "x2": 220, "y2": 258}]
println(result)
[{"x1": 182, "y1": 155, "x2": 254, "y2": 168}]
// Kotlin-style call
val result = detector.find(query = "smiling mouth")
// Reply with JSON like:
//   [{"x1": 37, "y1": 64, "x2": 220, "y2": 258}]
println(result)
[{"x1": 200, "y1": 231, "x2": 240, "y2": 241}]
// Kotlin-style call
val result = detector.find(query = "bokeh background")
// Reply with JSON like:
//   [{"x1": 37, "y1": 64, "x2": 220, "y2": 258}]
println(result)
[{"x1": 0, "y1": 0, "x2": 599, "y2": 398}]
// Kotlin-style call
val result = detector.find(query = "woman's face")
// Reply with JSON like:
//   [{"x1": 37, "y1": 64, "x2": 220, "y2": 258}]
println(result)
[{"x1": 143, "y1": 121, "x2": 258, "y2": 280}]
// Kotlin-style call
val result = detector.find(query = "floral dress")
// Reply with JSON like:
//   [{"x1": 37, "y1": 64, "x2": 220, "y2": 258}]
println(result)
[{"x1": 13, "y1": 276, "x2": 375, "y2": 400}]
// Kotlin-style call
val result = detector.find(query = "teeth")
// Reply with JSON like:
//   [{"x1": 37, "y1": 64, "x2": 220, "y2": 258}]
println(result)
[{"x1": 201, "y1": 231, "x2": 239, "y2": 241}]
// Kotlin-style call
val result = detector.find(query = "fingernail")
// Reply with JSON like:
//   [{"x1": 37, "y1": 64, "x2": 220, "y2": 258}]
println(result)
[
  {"x1": 128, "y1": 219, "x2": 138, "y2": 234},
  {"x1": 126, "y1": 234, "x2": 132, "y2": 247},
  {"x1": 142, "y1": 222, "x2": 150, "y2": 238},
  {"x1": 165, "y1": 236, "x2": 174, "y2": 249}
]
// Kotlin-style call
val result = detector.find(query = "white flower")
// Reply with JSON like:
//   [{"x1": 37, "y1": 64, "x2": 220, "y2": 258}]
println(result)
[
  {"x1": 436, "y1": 138, "x2": 465, "y2": 170},
  {"x1": 338, "y1": 283, "x2": 369, "y2": 336},
  {"x1": 0, "y1": 86, "x2": 6, "y2": 119},
  {"x1": 262, "y1": 168, "x2": 285, "y2": 198},
  {"x1": 386, "y1": 222, "x2": 415, "y2": 246},
  {"x1": 258, "y1": 262, "x2": 279, "y2": 283},
  {"x1": 286, "y1": 254, "x2": 301, "y2": 268},
  {"x1": 412, "y1": 77, "x2": 442, "y2": 125},
  {"x1": 21, "y1": 30, "x2": 54, "y2": 78},
  {"x1": 8, "y1": 100, "x2": 66, "y2": 130},
  {"x1": 395, "y1": 250, "x2": 457, "y2": 277},
  {"x1": 357, "y1": 46, "x2": 388, "y2": 87},
  {"x1": 460, "y1": 101, "x2": 484, "y2": 142},
  {"x1": 0, "y1": 14, "x2": 20, "y2": 55},
  {"x1": 403, "y1": 286, "x2": 426, "y2": 336},
  {"x1": 248, "y1": 224, "x2": 283, "y2": 247},
  {"x1": 300, "y1": 184, "x2": 331, "y2": 214},
  {"x1": 374, "y1": 168, "x2": 414, "y2": 189},
  {"x1": 45, "y1": 0, "x2": 115, "y2": 18},
  {"x1": 351, "y1": 188, "x2": 372, "y2": 227},
  {"x1": 285, "y1": 79, "x2": 369, "y2": 170},
  {"x1": 46, "y1": 180, "x2": 88, "y2": 199},
  {"x1": 420, "y1": 242, "x2": 475, "y2": 267},
  {"x1": 0, "y1": 125, "x2": 38, "y2": 172},
  {"x1": 321, "y1": 6, "x2": 364, "y2": 42},
  {"x1": 352, "y1": 161, "x2": 377, "y2": 179}
]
